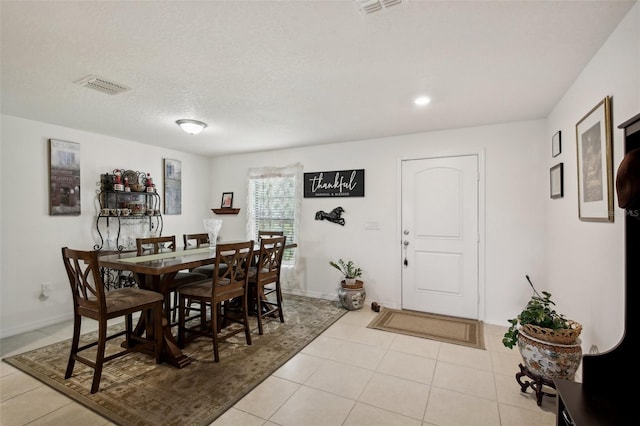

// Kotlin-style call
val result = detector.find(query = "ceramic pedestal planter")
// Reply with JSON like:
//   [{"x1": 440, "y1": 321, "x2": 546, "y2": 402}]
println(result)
[
  {"x1": 517, "y1": 330, "x2": 582, "y2": 381},
  {"x1": 338, "y1": 280, "x2": 366, "y2": 310}
]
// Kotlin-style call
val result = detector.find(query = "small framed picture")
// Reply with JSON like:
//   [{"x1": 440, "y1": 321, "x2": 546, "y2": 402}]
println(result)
[
  {"x1": 221, "y1": 192, "x2": 234, "y2": 208},
  {"x1": 550, "y1": 163, "x2": 563, "y2": 199},
  {"x1": 552, "y1": 131, "x2": 562, "y2": 157}
]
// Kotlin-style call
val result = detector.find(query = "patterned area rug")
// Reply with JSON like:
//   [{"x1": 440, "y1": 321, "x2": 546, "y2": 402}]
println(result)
[
  {"x1": 3, "y1": 295, "x2": 346, "y2": 425},
  {"x1": 367, "y1": 308, "x2": 485, "y2": 349}
]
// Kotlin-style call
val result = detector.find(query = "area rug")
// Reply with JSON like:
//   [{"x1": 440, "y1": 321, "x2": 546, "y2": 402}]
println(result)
[
  {"x1": 3, "y1": 294, "x2": 346, "y2": 426},
  {"x1": 367, "y1": 308, "x2": 485, "y2": 349}
]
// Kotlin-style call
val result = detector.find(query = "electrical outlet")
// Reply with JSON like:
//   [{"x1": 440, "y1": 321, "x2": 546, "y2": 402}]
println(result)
[{"x1": 40, "y1": 282, "x2": 51, "y2": 298}]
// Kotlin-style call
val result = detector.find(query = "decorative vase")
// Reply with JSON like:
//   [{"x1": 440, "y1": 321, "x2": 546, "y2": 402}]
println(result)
[
  {"x1": 338, "y1": 280, "x2": 366, "y2": 310},
  {"x1": 517, "y1": 329, "x2": 582, "y2": 381},
  {"x1": 203, "y1": 219, "x2": 222, "y2": 249}
]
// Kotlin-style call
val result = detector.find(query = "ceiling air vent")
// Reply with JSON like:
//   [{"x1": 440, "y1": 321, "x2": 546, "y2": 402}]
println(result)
[
  {"x1": 354, "y1": 0, "x2": 403, "y2": 15},
  {"x1": 74, "y1": 75, "x2": 131, "y2": 95}
]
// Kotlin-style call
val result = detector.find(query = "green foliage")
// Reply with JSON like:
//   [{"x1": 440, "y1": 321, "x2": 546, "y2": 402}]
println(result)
[
  {"x1": 329, "y1": 258, "x2": 362, "y2": 279},
  {"x1": 502, "y1": 275, "x2": 571, "y2": 349}
]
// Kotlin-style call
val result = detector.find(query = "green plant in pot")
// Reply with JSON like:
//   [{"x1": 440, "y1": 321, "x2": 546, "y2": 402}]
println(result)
[
  {"x1": 504, "y1": 275, "x2": 583, "y2": 386},
  {"x1": 329, "y1": 258, "x2": 362, "y2": 287},
  {"x1": 502, "y1": 275, "x2": 581, "y2": 349},
  {"x1": 330, "y1": 258, "x2": 366, "y2": 310}
]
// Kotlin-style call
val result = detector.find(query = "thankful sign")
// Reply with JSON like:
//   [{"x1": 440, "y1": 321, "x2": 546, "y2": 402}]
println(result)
[{"x1": 304, "y1": 169, "x2": 365, "y2": 198}]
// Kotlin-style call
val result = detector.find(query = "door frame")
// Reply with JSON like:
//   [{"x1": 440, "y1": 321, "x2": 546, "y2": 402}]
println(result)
[{"x1": 396, "y1": 149, "x2": 487, "y2": 321}]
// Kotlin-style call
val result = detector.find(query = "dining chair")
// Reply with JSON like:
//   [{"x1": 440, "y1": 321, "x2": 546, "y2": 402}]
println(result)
[
  {"x1": 136, "y1": 236, "x2": 207, "y2": 324},
  {"x1": 183, "y1": 233, "x2": 209, "y2": 249},
  {"x1": 182, "y1": 233, "x2": 229, "y2": 279},
  {"x1": 177, "y1": 240, "x2": 254, "y2": 362},
  {"x1": 61, "y1": 247, "x2": 164, "y2": 393},
  {"x1": 248, "y1": 236, "x2": 287, "y2": 335},
  {"x1": 258, "y1": 230, "x2": 284, "y2": 239}
]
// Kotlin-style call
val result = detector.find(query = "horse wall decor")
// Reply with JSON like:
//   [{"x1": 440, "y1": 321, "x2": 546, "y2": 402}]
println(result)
[{"x1": 315, "y1": 207, "x2": 345, "y2": 226}]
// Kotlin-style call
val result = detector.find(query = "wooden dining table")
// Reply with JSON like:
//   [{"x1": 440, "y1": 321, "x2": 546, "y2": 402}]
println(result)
[
  {"x1": 98, "y1": 241, "x2": 298, "y2": 368},
  {"x1": 99, "y1": 246, "x2": 218, "y2": 368}
]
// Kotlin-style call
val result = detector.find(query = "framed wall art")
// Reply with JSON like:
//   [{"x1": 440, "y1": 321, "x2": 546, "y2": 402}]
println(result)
[
  {"x1": 550, "y1": 163, "x2": 563, "y2": 199},
  {"x1": 49, "y1": 139, "x2": 81, "y2": 216},
  {"x1": 221, "y1": 192, "x2": 234, "y2": 208},
  {"x1": 575, "y1": 96, "x2": 614, "y2": 222},
  {"x1": 552, "y1": 131, "x2": 562, "y2": 157},
  {"x1": 163, "y1": 158, "x2": 182, "y2": 215}
]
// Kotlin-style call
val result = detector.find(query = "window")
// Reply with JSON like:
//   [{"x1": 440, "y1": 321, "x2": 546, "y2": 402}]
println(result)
[{"x1": 247, "y1": 163, "x2": 302, "y2": 265}]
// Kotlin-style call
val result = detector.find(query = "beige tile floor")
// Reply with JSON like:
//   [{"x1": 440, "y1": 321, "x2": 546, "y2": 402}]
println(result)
[{"x1": 0, "y1": 308, "x2": 558, "y2": 426}]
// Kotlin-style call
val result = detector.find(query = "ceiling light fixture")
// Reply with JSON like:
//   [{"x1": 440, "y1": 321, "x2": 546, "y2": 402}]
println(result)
[
  {"x1": 176, "y1": 119, "x2": 207, "y2": 135},
  {"x1": 414, "y1": 96, "x2": 431, "y2": 107}
]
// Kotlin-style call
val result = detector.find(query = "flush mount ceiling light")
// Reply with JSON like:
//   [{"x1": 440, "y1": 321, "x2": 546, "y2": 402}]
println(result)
[
  {"x1": 176, "y1": 119, "x2": 207, "y2": 135},
  {"x1": 414, "y1": 96, "x2": 431, "y2": 107}
]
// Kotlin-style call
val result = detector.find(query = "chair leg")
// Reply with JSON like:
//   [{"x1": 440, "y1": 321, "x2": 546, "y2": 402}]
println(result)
[
  {"x1": 211, "y1": 301, "x2": 220, "y2": 362},
  {"x1": 65, "y1": 314, "x2": 82, "y2": 379},
  {"x1": 256, "y1": 286, "x2": 264, "y2": 335},
  {"x1": 276, "y1": 283, "x2": 285, "y2": 323},
  {"x1": 91, "y1": 320, "x2": 108, "y2": 394},
  {"x1": 164, "y1": 293, "x2": 172, "y2": 324},
  {"x1": 171, "y1": 291, "x2": 178, "y2": 324},
  {"x1": 242, "y1": 291, "x2": 252, "y2": 346}
]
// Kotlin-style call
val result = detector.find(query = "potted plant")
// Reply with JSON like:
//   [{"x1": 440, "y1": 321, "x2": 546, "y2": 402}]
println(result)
[
  {"x1": 504, "y1": 275, "x2": 583, "y2": 384},
  {"x1": 329, "y1": 259, "x2": 366, "y2": 310},
  {"x1": 329, "y1": 258, "x2": 362, "y2": 287},
  {"x1": 502, "y1": 275, "x2": 582, "y2": 349}
]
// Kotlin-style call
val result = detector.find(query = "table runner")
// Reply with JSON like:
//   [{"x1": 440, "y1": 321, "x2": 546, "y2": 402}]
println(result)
[{"x1": 119, "y1": 246, "x2": 213, "y2": 263}]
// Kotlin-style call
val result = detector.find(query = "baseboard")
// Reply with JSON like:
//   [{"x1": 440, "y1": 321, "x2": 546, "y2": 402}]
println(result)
[{"x1": 0, "y1": 312, "x2": 74, "y2": 339}]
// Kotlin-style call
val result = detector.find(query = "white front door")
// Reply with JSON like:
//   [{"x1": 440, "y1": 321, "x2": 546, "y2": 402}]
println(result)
[{"x1": 401, "y1": 155, "x2": 479, "y2": 319}]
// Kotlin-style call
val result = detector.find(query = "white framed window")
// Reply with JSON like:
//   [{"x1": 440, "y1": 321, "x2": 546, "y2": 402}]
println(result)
[{"x1": 247, "y1": 163, "x2": 302, "y2": 266}]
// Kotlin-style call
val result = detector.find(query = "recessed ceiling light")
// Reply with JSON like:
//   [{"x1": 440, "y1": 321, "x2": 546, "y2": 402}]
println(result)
[{"x1": 414, "y1": 96, "x2": 431, "y2": 107}]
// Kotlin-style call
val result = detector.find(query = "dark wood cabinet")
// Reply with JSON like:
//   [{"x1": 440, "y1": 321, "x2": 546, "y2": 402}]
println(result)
[{"x1": 555, "y1": 112, "x2": 640, "y2": 425}]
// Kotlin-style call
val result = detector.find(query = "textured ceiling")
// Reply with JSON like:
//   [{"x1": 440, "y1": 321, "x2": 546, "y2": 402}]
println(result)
[{"x1": 1, "y1": 0, "x2": 635, "y2": 157}]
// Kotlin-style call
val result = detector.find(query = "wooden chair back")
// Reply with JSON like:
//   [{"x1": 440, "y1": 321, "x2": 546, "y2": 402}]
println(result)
[
  {"x1": 258, "y1": 230, "x2": 284, "y2": 240},
  {"x1": 183, "y1": 233, "x2": 209, "y2": 249},
  {"x1": 213, "y1": 240, "x2": 255, "y2": 303},
  {"x1": 253, "y1": 236, "x2": 287, "y2": 288},
  {"x1": 136, "y1": 235, "x2": 176, "y2": 255},
  {"x1": 62, "y1": 247, "x2": 107, "y2": 315}
]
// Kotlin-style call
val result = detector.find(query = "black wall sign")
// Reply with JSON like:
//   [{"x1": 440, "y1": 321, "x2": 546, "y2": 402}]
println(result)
[{"x1": 304, "y1": 169, "x2": 365, "y2": 198}]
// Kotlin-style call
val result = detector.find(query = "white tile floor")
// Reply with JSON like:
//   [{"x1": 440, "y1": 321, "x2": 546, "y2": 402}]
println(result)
[{"x1": 0, "y1": 308, "x2": 557, "y2": 425}]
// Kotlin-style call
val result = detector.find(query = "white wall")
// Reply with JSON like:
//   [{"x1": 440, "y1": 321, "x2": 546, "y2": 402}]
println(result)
[
  {"x1": 0, "y1": 115, "x2": 212, "y2": 337},
  {"x1": 546, "y1": 2, "x2": 640, "y2": 354},
  {"x1": 207, "y1": 119, "x2": 547, "y2": 326}
]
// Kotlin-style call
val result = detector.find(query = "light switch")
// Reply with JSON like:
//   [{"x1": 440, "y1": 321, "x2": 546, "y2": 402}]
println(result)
[{"x1": 364, "y1": 222, "x2": 380, "y2": 230}]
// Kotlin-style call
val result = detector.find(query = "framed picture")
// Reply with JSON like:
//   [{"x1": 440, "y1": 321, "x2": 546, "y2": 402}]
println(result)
[
  {"x1": 163, "y1": 158, "x2": 182, "y2": 215},
  {"x1": 221, "y1": 192, "x2": 234, "y2": 208},
  {"x1": 49, "y1": 139, "x2": 81, "y2": 216},
  {"x1": 575, "y1": 96, "x2": 614, "y2": 222},
  {"x1": 552, "y1": 131, "x2": 562, "y2": 157},
  {"x1": 550, "y1": 163, "x2": 563, "y2": 199}
]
